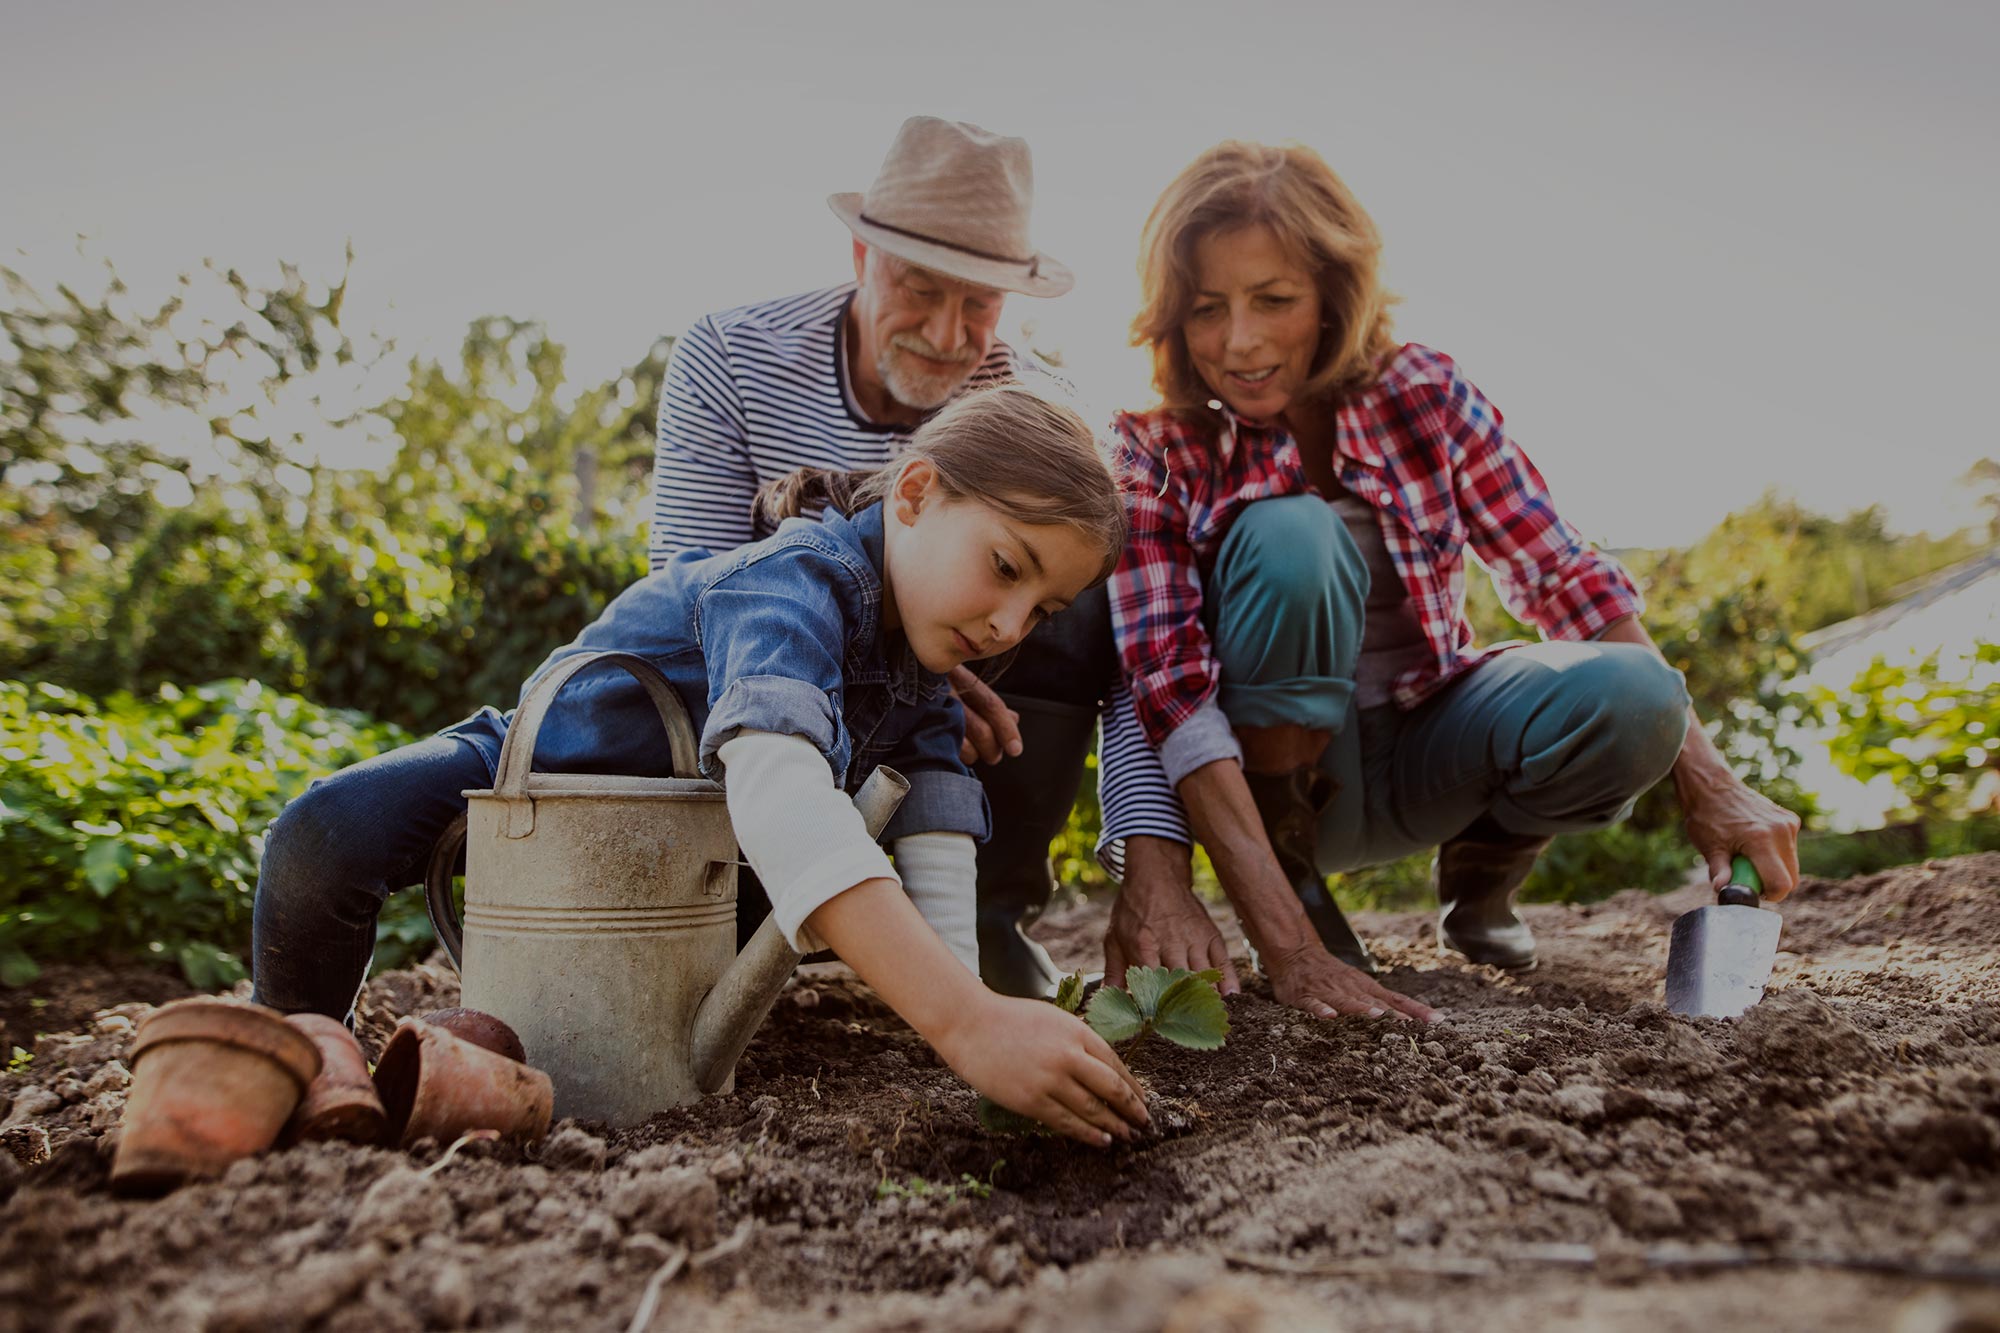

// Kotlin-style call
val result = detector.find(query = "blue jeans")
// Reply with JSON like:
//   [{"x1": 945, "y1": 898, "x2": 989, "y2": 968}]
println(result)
[
  {"x1": 1208, "y1": 495, "x2": 1690, "y2": 872},
  {"x1": 248, "y1": 725, "x2": 805, "y2": 1019},
  {"x1": 250, "y1": 734, "x2": 494, "y2": 1019}
]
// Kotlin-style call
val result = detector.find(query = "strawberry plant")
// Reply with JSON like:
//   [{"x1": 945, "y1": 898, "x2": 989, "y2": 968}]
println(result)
[
  {"x1": 1083, "y1": 966, "x2": 1229, "y2": 1051},
  {"x1": 977, "y1": 966, "x2": 1229, "y2": 1135}
]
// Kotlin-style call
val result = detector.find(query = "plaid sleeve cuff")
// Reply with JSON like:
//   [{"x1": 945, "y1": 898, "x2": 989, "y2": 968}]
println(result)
[{"x1": 1535, "y1": 549, "x2": 1646, "y2": 642}]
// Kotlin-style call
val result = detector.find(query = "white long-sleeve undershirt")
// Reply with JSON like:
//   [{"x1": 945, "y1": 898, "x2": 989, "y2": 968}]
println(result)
[{"x1": 715, "y1": 730, "x2": 979, "y2": 973}]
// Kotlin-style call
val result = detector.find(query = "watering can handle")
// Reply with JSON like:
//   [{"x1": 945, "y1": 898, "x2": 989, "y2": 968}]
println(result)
[
  {"x1": 492, "y1": 651, "x2": 703, "y2": 834},
  {"x1": 424, "y1": 812, "x2": 469, "y2": 970}
]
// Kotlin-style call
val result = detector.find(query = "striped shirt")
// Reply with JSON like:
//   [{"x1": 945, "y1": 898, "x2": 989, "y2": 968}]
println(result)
[{"x1": 650, "y1": 283, "x2": 1192, "y2": 875}]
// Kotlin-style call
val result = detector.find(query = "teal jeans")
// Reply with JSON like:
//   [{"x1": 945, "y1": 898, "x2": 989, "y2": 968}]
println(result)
[{"x1": 1207, "y1": 495, "x2": 1689, "y2": 873}]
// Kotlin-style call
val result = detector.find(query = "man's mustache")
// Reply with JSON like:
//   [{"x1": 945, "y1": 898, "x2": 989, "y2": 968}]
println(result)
[{"x1": 889, "y1": 333, "x2": 977, "y2": 366}]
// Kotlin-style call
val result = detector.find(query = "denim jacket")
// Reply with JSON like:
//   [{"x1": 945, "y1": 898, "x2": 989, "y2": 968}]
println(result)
[{"x1": 442, "y1": 502, "x2": 989, "y2": 843}]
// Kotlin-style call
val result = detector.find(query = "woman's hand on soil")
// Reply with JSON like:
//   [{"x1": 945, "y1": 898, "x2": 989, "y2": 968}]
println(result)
[
  {"x1": 1683, "y1": 776, "x2": 1803, "y2": 902},
  {"x1": 937, "y1": 995, "x2": 1150, "y2": 1147},
  {"x1": 1266, "y1": 941, "x2": 1437, "y2": 1024},
  {"x1": 948, "y1": 666, "x2": 1022, "y2": 766}
]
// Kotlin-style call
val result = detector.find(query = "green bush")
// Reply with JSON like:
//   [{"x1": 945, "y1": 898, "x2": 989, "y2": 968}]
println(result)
[
  {"x1": 4, "y1": 487, "x2": 647, "y2": 737},
  {"x1": 0, "y1": 678, "x2": 412, "y2": 987},
  {"x1": 1815, "y1": 645, "x2": 2000, "y2": 820}
]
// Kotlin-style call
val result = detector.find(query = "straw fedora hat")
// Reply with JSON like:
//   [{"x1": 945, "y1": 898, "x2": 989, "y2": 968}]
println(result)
[{"x1": 829, "y1": 117, "x2": 1074, "y2": 299}]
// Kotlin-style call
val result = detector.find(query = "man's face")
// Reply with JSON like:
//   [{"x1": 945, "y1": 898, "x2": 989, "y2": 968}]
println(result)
[{"x1": 851, "y1": 243, "x2": 1005, "y2": 413}]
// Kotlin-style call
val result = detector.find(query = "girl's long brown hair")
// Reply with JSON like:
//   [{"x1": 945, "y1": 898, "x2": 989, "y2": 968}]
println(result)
[{"x1": 755, "y1": 384, "x2": 1128, "y2": 585}]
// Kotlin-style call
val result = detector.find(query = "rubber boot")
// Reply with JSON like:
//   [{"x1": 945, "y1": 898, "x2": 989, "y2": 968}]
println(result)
[
  {"x1": 1434, "y1": 814, "x2": 1550, "y2": 971},
  {"x1": 974, "y1": 698, "x2": 1097, "y2": 998},
  {"x1": 1242, "y1": 767, "x2": 1376, "y2": 974}
]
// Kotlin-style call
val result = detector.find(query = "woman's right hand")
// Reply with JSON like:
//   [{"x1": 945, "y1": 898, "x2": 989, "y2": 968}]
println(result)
[
  {"x1": 1266, "y1": 940, "x2": 1438, "y2": 1023},
  {"x1": 934, "y1": 995, "x2": 1151, "y2": 1147}
]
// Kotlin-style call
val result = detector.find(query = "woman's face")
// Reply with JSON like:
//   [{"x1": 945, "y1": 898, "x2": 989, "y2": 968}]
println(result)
[{"x1": 1180, "y1": 223, "x2": 1323, "y2": 423}]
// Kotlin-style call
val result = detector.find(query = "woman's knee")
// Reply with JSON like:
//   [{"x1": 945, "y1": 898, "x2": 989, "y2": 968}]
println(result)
[
  {"x1": 1217, "y1": 495, "x2": 1369, "y2": 620},
  {"x1": 1592, "y1": 647, "x2": 1690, "y2": 788}
]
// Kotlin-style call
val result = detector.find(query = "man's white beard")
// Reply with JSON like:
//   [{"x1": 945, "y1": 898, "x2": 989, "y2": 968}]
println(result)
[{"x1": 879, "y1": 338, "x2": 975, "y2": 412}]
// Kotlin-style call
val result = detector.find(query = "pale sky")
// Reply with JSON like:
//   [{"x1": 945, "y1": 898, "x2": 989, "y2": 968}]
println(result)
[{"x1": 4, "y1": 0, "x2": 1995, "y2": 547}]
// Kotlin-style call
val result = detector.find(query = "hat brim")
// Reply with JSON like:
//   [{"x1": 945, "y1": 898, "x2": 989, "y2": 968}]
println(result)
[{"x1": 829, "y1": 193, "x2": 1073, "y2": 299}]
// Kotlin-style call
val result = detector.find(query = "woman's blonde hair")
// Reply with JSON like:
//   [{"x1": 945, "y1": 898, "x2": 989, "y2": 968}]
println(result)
[
  {"x1": 1133, "y1": 140, "x2": 1400, "y2": 413},
  {"x1": 756, "y1": 384, "x2": 1128, "y2": 585}
]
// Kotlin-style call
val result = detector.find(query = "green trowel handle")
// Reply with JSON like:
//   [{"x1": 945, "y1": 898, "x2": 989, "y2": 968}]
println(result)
[{"x1": 1718, "y1": 854, "x2": 1763, "y2": 909}]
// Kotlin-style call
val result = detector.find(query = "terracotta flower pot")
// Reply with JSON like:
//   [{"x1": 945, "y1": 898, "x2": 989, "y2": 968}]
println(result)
[
  {"x1": 280, "y1": 1014, "x2": 388, "y2": 1147},
  {"x1": 111, "y1": 999, "x2": 322, "y2": 1196},
  {"x1": 373, "y1": 1017, "x2": 552, "y2": 1149},
  {"x1": 420, "y1": 1008, "x2": 528, "y2": 1065}
]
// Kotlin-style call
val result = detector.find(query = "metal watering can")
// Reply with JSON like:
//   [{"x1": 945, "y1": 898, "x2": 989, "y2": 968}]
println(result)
[{"x1": 424, "y1": 650, "x2": 907, "y2": 1126}]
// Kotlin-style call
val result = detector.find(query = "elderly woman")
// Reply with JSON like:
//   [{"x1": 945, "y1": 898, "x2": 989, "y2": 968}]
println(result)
[{"x1": 1104, "y1": 141, "x2": 1801, "y2": 1021}]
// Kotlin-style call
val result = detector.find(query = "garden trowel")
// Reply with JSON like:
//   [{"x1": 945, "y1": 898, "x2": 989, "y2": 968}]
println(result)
[{"x1": 1665, "y1": 856, "x2": 1782, "y2": 1018}]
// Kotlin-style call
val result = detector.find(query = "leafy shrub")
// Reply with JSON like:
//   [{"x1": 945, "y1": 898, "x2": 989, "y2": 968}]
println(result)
[
  {"x1": 1815, "y1": 645, "x2": 2000, "y2": 820},
  {"x1": 4, "y1": 488, "x2": 646, "y2": 736},
  {"x1": 0, "y1": 678, "x2": 411, "y2": 986}
]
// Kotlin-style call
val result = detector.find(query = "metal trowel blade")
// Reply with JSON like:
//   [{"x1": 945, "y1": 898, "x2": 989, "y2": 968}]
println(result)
[{"x1": 1664, "y1": 903, "x2": 1783, "y2": 1018}]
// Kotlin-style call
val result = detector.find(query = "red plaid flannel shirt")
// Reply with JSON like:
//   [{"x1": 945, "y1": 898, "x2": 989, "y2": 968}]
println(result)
[{"x1": 1109, "y1": 344, "x2": 1645, "y2": 749}]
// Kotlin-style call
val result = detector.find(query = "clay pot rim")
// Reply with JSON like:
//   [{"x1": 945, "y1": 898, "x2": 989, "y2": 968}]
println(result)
[
  {"x1": 375, "y1": 1017, "x2": 553, "y2": 1147},
  {"x1": 133, "y1": 998, "x2": 322, "y2": 1093}
]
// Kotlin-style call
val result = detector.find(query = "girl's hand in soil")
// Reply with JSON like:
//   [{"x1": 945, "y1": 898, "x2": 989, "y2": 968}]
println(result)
[
  {"x1": 1266, "y1": 941, "x2": 1438, "y2": 1024},
  {"x1": 804, "y1": 878, "x2": 1148, "y2": 1147},
  {"x1": 936, "y1": 996, "x2": 1151, "y2": 1147}
]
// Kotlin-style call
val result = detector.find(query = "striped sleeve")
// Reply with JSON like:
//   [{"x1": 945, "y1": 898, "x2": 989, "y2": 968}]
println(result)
[
  {"x1": 1093, "y1": 680, "x2": 1193, "y2": 880},
  {"x1": 651, "y1": 315, "x2": 758, "y2": 570}
]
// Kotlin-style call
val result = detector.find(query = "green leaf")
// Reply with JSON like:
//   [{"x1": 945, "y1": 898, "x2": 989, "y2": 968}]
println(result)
[
  {"x1": 1084, "y1": 985, "x2": 1145, "y2": 1043},
  {"x1": 82, "y1": 839, "x2": 132, "y2": 897},
  {"x1": 1153, "y1": 973, "x2": 1230, "y2": 1050},
  {"x1": 1052, "y1": 971, "x2": 1085, "y2": 1014},
  {"x1": 1125, "y1": 964, "x2": 1179, "y2": 1016},
  {"x1": 0, "y1": 949, "x2": 39, "y2": 988},
  {"x1": 1121, "y1": 966, "x2": 1221, "y2": 1020}
]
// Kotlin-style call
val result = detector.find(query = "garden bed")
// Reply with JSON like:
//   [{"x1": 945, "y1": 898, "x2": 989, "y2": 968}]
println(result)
[{"x1": 3, "y1": 856, "x2": 1997, "y2": 1331}]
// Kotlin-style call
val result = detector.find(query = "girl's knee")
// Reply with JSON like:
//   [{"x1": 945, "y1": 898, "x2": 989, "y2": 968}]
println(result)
[{"x1": 260, "y1": 771, "x2": 385, "y2": 897}]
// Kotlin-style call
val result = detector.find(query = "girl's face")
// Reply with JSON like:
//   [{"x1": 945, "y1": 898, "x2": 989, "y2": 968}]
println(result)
[
  {"x1": 882, "y1": 462, "x2": 1105, "y2": 675},
  {"x1": 1181, "y1": 223, "x2": 1324, "y2": 423}
]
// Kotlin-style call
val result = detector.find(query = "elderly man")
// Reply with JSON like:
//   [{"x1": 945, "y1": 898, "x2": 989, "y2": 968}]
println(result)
[{"x1": 650, "y1": 116, "x2": 1185, "y2": 996}]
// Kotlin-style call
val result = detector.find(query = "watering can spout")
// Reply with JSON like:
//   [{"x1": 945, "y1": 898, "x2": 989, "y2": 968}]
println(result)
[{"x1": 690, "y1": 766, "x2": 910, "y2": 1095}]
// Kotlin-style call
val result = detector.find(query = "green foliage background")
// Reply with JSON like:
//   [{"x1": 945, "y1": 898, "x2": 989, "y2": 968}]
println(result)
[{"x1": 2, "y1": 251, "x2": 1993, "y2": 984}]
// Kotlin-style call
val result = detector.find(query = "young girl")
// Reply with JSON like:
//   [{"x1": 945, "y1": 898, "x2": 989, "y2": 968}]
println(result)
[{"x1": 251, "y1": 386, "x2": 1149, "y2": 1146}]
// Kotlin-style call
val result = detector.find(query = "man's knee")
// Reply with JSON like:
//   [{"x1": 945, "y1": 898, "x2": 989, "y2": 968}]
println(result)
[{"x1": 1218, "y1": 495, "x2": 1369, "y2": 617}]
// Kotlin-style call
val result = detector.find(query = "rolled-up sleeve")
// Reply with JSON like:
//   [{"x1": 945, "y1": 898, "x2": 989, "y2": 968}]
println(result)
[
  {"x1": 1439, "y1": 370, "x2": 1645, "y2": 642},
  {"x1": 879, "y1": 693, "x2": 991, "y2": 843},
  {"x1": 693, "y1": 548, "x2": 856, "y2": 783}
]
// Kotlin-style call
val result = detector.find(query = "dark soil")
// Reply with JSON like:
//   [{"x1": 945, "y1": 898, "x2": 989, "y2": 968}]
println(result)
[
  {"x1": 4, "y1": 856, "x2": 1999, "y2": 1331},
  {"x1": 0, "y1": 962, "x2": 191, "y2": 1059}
]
